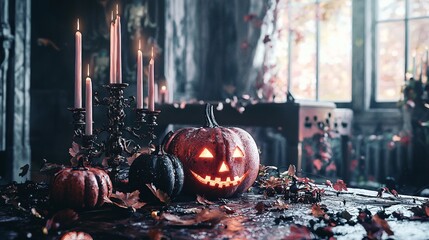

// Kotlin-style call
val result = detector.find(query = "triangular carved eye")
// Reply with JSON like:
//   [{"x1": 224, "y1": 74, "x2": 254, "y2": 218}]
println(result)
[
  {"x1": 199, "y1": 148, "x2": 214, "y2": 158},
  {"x1": 232, "y1": 147, "x2": 245, "y2": 158}
]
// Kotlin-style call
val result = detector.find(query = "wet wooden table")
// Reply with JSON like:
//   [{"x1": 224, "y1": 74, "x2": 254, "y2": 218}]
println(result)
[{"x1": 0, "y1": 182, "x2": 428, "y2": 240}]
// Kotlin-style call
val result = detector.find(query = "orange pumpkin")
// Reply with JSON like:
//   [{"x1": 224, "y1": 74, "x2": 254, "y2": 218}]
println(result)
[
  {"x1": 50, "y1": 167, "x2": 112, "y2": 209},
  {"x1": 165, "y1": 104, "x2": 260, "y2": 198}
]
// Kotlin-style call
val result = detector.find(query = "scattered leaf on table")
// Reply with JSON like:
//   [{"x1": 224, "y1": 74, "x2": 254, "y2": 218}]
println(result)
[
  {"x1": 220, "y1": 205, "x2": 236, "y2": 214},
  {"x1": 373, "y1": 214, "x2": 394, "y2": 236},
  {"x1": 146, "y1": 183, "x2": 171, "y2": 204},
  {"x1": 287, "y1": 164, "x2": 296, "y2": 177},
  {"x1": 333, "y1": 179, "x2": 348, "y2": 192},
  {"x1": 255, "y1": 201, "x2": 265, "y2": 214},
  {"x1": 104, "y1": 190, "x2": 146, "y2": 211},
  {"x1": 311, "y1": 204, "x2": 326, "y2": 218},
  {"x1": 196, "y1": 195, "x2": 215, "y2": 205},
  {"x1": 159, "y1": 209, "x2": 226, "y2": 227}
]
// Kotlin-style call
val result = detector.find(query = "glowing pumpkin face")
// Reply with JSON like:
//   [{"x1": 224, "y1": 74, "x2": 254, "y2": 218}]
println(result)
[{"x1": 165, "y1": 104, "x2": 260, "y2": 198}]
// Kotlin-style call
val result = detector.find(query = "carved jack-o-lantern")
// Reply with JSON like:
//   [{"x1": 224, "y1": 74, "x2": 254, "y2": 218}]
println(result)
[{"x1": 165, "y1": 104, "x2": 260, "y2": 198}]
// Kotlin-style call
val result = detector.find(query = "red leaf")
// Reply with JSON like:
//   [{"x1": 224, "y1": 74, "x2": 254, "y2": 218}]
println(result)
[
  {"x1": 311, "y1": 204, "x2": 326, "y2": 218},
  {"x1": 333, "y1": 179, "x2": 348, "y2": 192},
  {"x1": 373, "y1": 214, "x2": 394, "y2": 236},
  {"x1": 325, "y1": 180, "x2": 333, "y2": 188}
]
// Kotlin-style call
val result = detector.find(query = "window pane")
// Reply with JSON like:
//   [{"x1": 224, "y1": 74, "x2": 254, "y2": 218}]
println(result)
[
  {"x1": 319, "y1": 0, "x2": 352, "y2": 102},
  {"x1": 377, "y1": 0, "x2": 405, "y2": 20},
  {"x1": 290, "y1": 1, "x2": 317, "y2": 100},
  {"x1": 409, "y1": 19, "x2": 429, "y2": 78},
  {"x1": 410, "y1": 0, "x2": 429, "y2": 17},
  {"x1": 377, "y1": 22, "x2": 405, "y2": 101}
]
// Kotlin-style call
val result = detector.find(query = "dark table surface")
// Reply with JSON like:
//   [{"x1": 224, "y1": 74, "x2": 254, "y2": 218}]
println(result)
[{"x1": 1, "y1": 181, "x2": 428, "y2": 240}]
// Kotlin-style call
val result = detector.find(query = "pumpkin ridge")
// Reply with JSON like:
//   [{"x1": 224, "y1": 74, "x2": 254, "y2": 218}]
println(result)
[
  {"x1": 84, "y1": 170, "x2": 97, "y2": 208},
  {"x1": 93, "y1": 170, "x2": 106, "y2": 207}
]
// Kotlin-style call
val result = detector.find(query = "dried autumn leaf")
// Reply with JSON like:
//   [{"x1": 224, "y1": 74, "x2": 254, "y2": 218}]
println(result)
[
  {"x1": 333, "y1": 179, "x2": 348, "y2": 192},
  {"x1": 159, "y1": 209, "x2": 226, "y2": 227},
  {"x1": 104, "y1": 190, "x2": 146, "y2": 211},
  {"x1": 69, "y1": 142, "x2": 80, "y2": 157},
  {"x1": 255, "y1": 201, "x2": 265, "y2": 214},
  {"x1": 287, "y1": 164, "x2": 296, "y2": 177},
  {"x1": 311, "y1": 204, "x2": 326, "y2": 218},
  {"x1": 220, "y1": 205, "x2": 235, "y2": 214},
  {"x1": 146, "y1": 183, "x2": 171, "y2": 204},
  {"x1": 325, "y1": 180, "x2": 333, "y2": 188},
  {"x1": 196, "y1": 195, "x2": 215, "y2": 205},
  {"x1": 273, "y1": 199, "x2": 289, "y2": 211},
  {"x1": 373, "y1": 214, "x2": 394, "y2": 236}
]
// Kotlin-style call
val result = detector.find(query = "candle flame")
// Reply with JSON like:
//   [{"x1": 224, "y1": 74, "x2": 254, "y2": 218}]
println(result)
[
  {"x1": 426, "y1": 46, "x2": 428, "y2": 51},
  {"x1": 151, "y1": 47, "x2": 154, "y2": 58},
  {"x1": 111, "y1": 11, "x2": 114, "y2": 22},
  {"x1": 413, "y1": 51, "x2": 416, "y2": 57},
  {"x1": 77, "y1": 18, "x2": 80, "y2": 31},
  {"x1": 87, "y1": 64, "x2": 90, "y2": 77},
  {"x1": 161, "y1": 85, "x2": 167, "y2": 91},
  {"x1": 139, "y1": 40, "x2": 141, "y2": 50},
  {"x1": 116, "y1": 4, "x2": 119, "y2": 15}
]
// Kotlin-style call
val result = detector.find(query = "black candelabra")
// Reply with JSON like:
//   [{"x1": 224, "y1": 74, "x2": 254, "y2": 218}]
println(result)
[{"x1": 68, "y1": 83, "x2": 160, "y2": 184}]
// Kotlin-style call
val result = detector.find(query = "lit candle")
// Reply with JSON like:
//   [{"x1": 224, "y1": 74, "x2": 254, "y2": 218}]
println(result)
[
  {"x1": 412, "y1": 51, "x2": 416, "y2": 77},
  {"x1": 75, "y1": 19, "x2": 82, "y2": 108},
  {"x1": 160, "y1": 85, "x2": 167, "y2": 104},
  {"x1": 148, "y1": 47, "x2": 155, "y2": 111},
  {"x1": 137, "y1": 40, "x2": 143, "y2": 109},
  {"x1": 85, "y1": 65, "x2": 93, "y2": 135},
  {"x1": 115, "y1": 5, "x2": 122, "y2": 83},
  {"x1": 110, "y1": 12, "x2": 116, "y2": 84}
]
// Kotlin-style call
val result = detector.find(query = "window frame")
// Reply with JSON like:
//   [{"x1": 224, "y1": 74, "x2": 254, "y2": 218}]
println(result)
[
  {"x1": 285, "y1": 0, "x2": 352, "y2": 105},
  {"x1": 371, "y1": 0, "x2": 429, "y2": 108}
]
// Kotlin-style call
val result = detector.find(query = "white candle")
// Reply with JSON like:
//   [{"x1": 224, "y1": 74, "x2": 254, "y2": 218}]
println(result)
[
  {"x1": 137, "y1": 40, "x2": 143, "y2": 109},
  {"x1": 110, "y1": 12, "x2": 116, "y2": 84},
  {"x1": 115, "y1": 5, "x2": 122, "y2": 84},
  {"x1": 148, "y1": 47, "x2": 155, "y2": 111},
  {"x1": 85, "y1": 65, "x2": 93, "y2": 135},
  {"x1": 75, "y1": 19, "x2": 82, "y2": 108}
]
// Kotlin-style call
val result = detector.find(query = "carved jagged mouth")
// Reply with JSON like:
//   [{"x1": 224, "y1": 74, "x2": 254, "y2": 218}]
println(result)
[{"x1": 190, "y1": 170, "x2": 248, "y2": 188}]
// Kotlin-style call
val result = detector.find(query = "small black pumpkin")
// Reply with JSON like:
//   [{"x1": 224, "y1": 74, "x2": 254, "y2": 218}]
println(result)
[{"x1": 129, "y1": 132, "x2": 184, "y2": 201}]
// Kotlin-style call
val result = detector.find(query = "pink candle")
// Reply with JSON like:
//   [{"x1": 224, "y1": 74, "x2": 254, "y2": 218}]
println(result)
[
  {"x1": 75, "y1": 19, "x2": 82, "y2": 108},
  {"x1": 148, "y1": 47, "x2": 155, "y2": 111},
  {"x1": 115, "y1": 5, "x2": 122, "y2": 83},
  {"x1": 137, "y1": 40, "x2": 143, "y2": 109},
  {"x1": 85, "y1": 65, "x2": 93, "y2": 135},
  {"x1": 110, "y1": 12, "x2": 116, "y2": 84}
]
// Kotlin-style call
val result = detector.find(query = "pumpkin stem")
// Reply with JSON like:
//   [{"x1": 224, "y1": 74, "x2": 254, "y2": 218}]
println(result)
[
  {"x1": 159, "y1": 131, "x2": 174, "y2": 155},
  {"x1": 204, "y1": 104, "x2": 219, "y2": 128}
]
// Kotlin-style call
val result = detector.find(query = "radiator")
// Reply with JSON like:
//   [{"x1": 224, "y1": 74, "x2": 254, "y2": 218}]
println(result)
[{"x1": 352, "y1": 134, "x2": 412, "y2": 183}]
